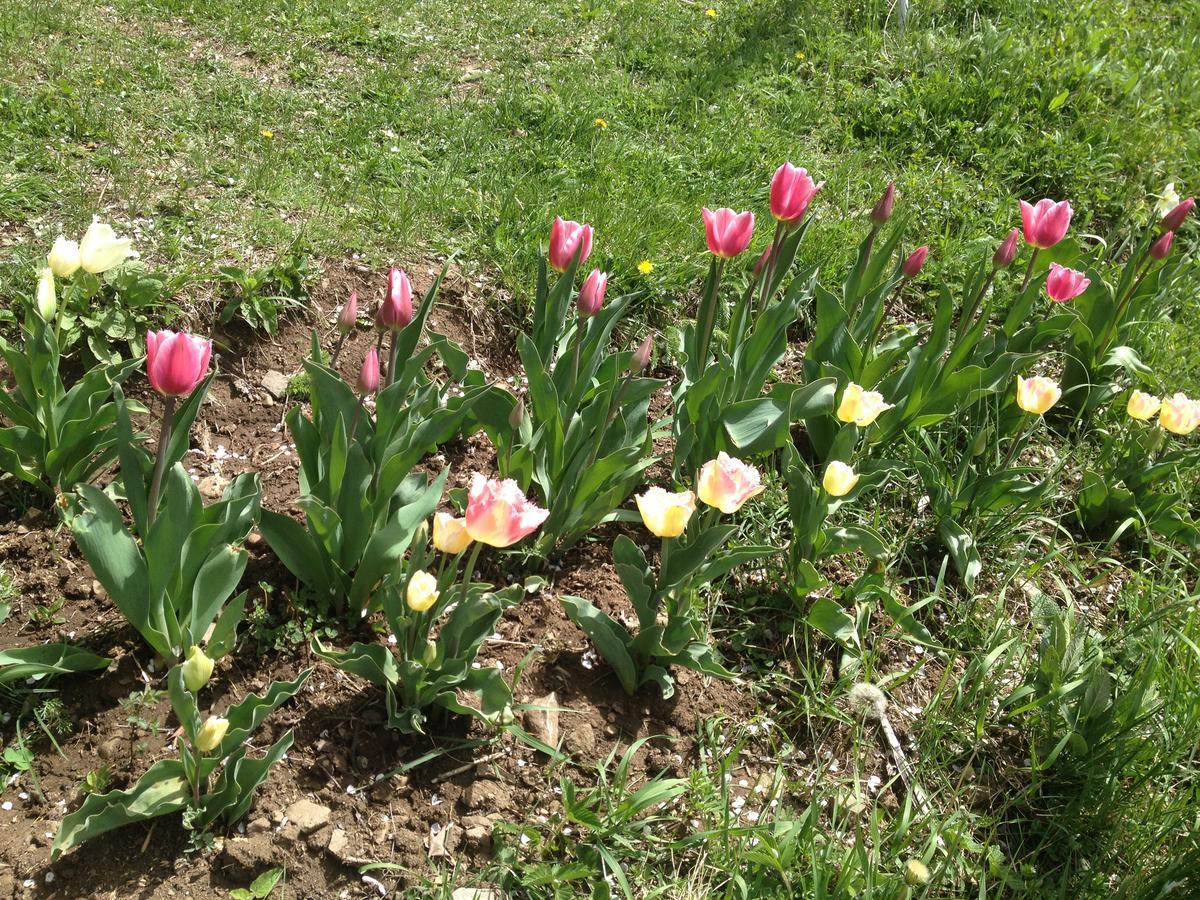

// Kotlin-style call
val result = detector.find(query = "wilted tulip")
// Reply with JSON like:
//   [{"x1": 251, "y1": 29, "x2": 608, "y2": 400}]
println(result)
[
  {"x1": 631, "y1": 335, "x2": 653, "y2": 373},
  {"x1": 993, "y1": 228, "x2": 1020, "y2": 269},
  {"x1": 433, "y1": 511, "x2": 473, "y2": 554},
  {"x1": 36, "y1": 268, "x2": 57, "y2": 321},
  {"x1": 406, "y1": 570, "x2": 440, "y2": 612},
  {"x1": 79, "y1": 219, "x2": 138, "y2": 274},
  {"x1": 356, "y1": 348, "x2": 380, "y2": 395},
  {"x1": 1019, "y1": 199, "x2": 1072, "y2": 249},
  {"x1": 1160, "y1": 197, "x2": 1194, "y2": 232},
  {"x1": 701, "y1": 207, "x2": 755, "y2": 259},
  {"x1": 338, "y1": 291, "x2": 358, "y2": 333},
  {"x1": 1159, "y1": 392, "x2": 1200, "y2": 436},
  {"x1": 837, "y1": 382, "x2": 893, "y2": 427},
  {"x1": 769, "y1": 162, "x2": 823, "y2": 223},
  {"x1": 376, "y1": 268, "x2": 413, "y2": 330},
  {"x1": 577, "y1": 268, "x2": 608, "y2": 317},
  {"x1": 822, "y1": 461, "x2": 859, "y2": 497},
  {"x1": 47, "y1": 236, "x2": 81, "y2": 278},
  {"x1": 902, "y1": 245, "x2": 929, "y2": 277},
  {"x1": 1149, "y1": 231, "x2": 1174, "y2": 261},
  {"x1": 870, "y1": 182, "x2": 896, "y2": 225},
  {"x1": 635, "y1": 487, "x2": 696, "y2": 538},
  {"x1": 195, "y1": 716, "x2": 229, "y2": 752},
  {"x1": 181, "y1": 646, "x2": 214, "y2": 693},
  {"x1": 1126, "y1": 390, "x2": 1161, "y2": 421},
  {"x1": 548, "y1": 216, "x2": 594, "y2": 272},
  {"x1": 697, "y1": 452, "x2": 765, "y2": 514},
  {"x1": 146, "y1": 330, "x2": 212, "y2": 398},
  {"x1": 1044, "y1": 263, "x2": 1090, "y2": 303},
  {"x1": 1015, "y1": 375, "x2": 1062, "y2": 415},
  {"x1": 465, "y1": 473, "x2": 550, "y2": 547}
]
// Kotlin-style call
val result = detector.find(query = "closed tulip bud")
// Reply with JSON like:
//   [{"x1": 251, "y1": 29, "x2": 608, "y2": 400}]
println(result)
[
  {"x1": 79, "y1": 219, "x2": 138, "y2": 274},
  {"x1": 753, "y1": 243, "x2": 774, "y2": 277},
  {"x1": 823, "y1": 461, "x2": 859, "y2": 497},
  {"x1": 837, "y1": 382, "x2": 894, "y2": 427},
  {"x1": 337, "y1": 291, "x2": 358, "y2": 333},
  {"x1": 577, "y1": 268, "x2": 608, "y2": 317},
  {"x1": 1159, "y1": 197, "x2": 1194, "y2": 232},
  {"x1": 433, "y1": 511, "x2": 473, "y2": 554},
  {"x1": 181, "y1": 645, "x2": 214, "y2": 693},
  {"x1": 870, "y1": 182, "x2": 896, "y2": 225},
  {"x1": 508, "y1": 395, "x2": 526, "y2": 430},
  {"x1": 47, "y1": 236, "x2": 81, "y2": 278},
  {"x1": 548, "y1": 216, "x2": 594, "y2": 272},
  {"x1": 635, "y1": 487, "x2": 696, "y2": 538},
  {"x1": 465, "y1": 473, "x2": 549, "y2": 547},
  {"x1": 406, "y1": 569, "x2": 440, "y2": 612},
  {"x1": 1019, "y1": 198, "x2": 1072, "y2": 249},
  {"x1": 631, "y1": 335, "x2": 653, "y2": 373},
  {"x1": 356, "y1": 347, "x2": 380, "y2": 395},
  {"x1": 1126, "y1": 390, "x2": 1161, "y2": 421},
  {"x1": 36, "y1": 268, "x2": 57, "y2": 321},
  {"x1": 1015, "y1": 375, "x2": 1062, "y2": 415},
  {"x1": 195, "y1": 716, "x2": 229, "y2": 753},
  {"x1": 904, "y1": 860, "x2": 931, "y2": 886},
  {"x1": 769, "y1": 162, "x2": 823, "y2": 223},
  {"x1": 421, "y1": 639, "x2": 438, "y2": 667},
  {"x1": 1149, "y1": 231, "x2": 1174, "y2": 261},
  {"x1": 377, "y1": 268, "x2": 413, "y2": 331},
  {"x1": 993, "y1": 228, "x2": 1020, "y2": 269},
  {"x1": 145, "y1": 330, "x2": 213, "y2": 398},
  {"x1": 1044, "y1": 263, "x2": 1090, "y2": 303},
  {"x1": 902, "y1": 245, "x2": 929, "y2": 277},
  {"x1": 701, "y1": 207, "x2": 755, "y2": 259},
  {"x1": 698, "y1": 452, "x2": 765, "y2": 513},
  {"x1": 1158, "y1": 392, "x2": 1200, "y2": 435}
]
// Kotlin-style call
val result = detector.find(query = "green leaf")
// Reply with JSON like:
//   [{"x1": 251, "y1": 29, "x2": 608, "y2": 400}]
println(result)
[
  {"x1": 249, "y1": 866, "x2": 285, "y2": 898},
  {"x1": 0, "y1": 644, "x2": 111, "y2": 686},
  {"x1": 806, "y1": 597, "x2": 859, "y2": 647},
  {"x1": 938, "y1": 518, "x2": 982, "y2": 589},
  {"x1": 559, "y1": 595, "x2": 638, "y2": 694},
  {"x1": 310, "y1": 638, "x2": 399, "y2": 687},
  {"x1": 1048, "y1": 89, "x2": 1069, "y2": 110}
]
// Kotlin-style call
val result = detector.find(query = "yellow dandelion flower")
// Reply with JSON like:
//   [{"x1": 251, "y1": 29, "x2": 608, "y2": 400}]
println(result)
[
  {"x1": 795, "y1": 51, "x2": 806, "y2": 60},
  {"x1": 594, "y1": 117, "x2": 608, "y2": 129},
  {"x1": 705, "y1": 7, "x2": 718, "y2": 17},
  {"x1": 94, "y1": 78, "x2": 105, "y2": 86},
  {"x1": 260, "y1": 129, "x2": 274, "y2": 139},
  {"x1": 638, "y1": 259, "x2": 654, "y2": 274}
]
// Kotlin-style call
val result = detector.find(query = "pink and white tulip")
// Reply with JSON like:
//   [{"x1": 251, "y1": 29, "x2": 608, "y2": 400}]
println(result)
[
  {"x1": 465, "y1": 473, "x2": 549, "y2": 547},
  {"x1": 1160, "y1": 197, "x2": 1194, "y2": 232},
  {"x1": 376, "y1": 268, "x2": 413, "y2": 331},
  {"x1": 356, "y1": 348, "x2": 380, "y2": 395},
  {"x1": 902, "y1": 245, "x2": 929, "y2": 278},
  {"x1": 769, "y1": 163, "x2": 823, "y2": 223},
  {"x1": 697, "y1": 453, "x2": 765, "y2": 514},
  {"x1": 146, "y1": 330, "x2": 212, "y2": 398},
  {"x1": 1019, "y1": 198, "x2": 1072, "y2": 249},
  {"x1": 701, "y1": 207, "x2": 755, "y2": 259},
  {"x1": 1044, "y1": 263, "x2": 1090, "y2": 303},
  {"x1": 548, "y1": 217, "x2": 594, "y2": 272},
  {"x1": 577, "y1": 269, "x2": 608, "y2": 317}
]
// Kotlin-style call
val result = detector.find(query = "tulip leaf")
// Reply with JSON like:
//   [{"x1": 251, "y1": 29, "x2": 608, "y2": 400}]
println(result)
[
  {"x1": 806, "y1": 597, "x2": 859, "y2": 647},
  {"x1": 559, "y1": 595, "x2": 638, "y2": 695},
  {"x1": 938, "y1": 518, "x2": 982, "y2": 589},
  {"x1": 0, "y1": 644, "x2": 110, "y2": 686},
  {"x1": 195, "y1": 730, "x2": 296, "y2": 829}
]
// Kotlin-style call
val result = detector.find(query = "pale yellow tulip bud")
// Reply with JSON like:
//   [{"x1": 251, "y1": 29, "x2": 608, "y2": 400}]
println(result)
[
  {"x1": 35, "y1": 268, "x2": 57, "y2": 321},
  {"x1": 904, "y1": 859, "x2": 931, "y2": 886},
  {"x1": 836, "y1": 382, "x2": 893, "y2": 426},
  {"x1": 634, "y1": 487, "x2": 696, "y2": 538},
  {"x1": 195, "y1": 716, "x2": 229, "y2": 752},
  {"x1": 181, "y1": 645, "x2": 214, "y2": 693},
  {"x1": 406, "y1": 569, "x2": 440, "y2": 612},
  {"x1": 1015, "y1": 375, "x2": 1061, "y2": 416},
  {"x1": 79, "y1": 219, "x2": 138, "y2": 274},
  {"x1": 822, "y1": 460, "x2": 859, "y2": 497},
  {"x1": 47, "y1": 236, "x2": 81, "y2": 278},
  {"x1": 1125, "y1": 390, "x2": 1161, "y2": 422},
  {"x1": 421, "y1": 639, "x2": 438, "y2": 667},
  {"x1": 432, "y1": 512, "x2": 473, "y2": 555},
  {"x1": 1158, "y1": 392, "x2": 1200, "y2": 436}
]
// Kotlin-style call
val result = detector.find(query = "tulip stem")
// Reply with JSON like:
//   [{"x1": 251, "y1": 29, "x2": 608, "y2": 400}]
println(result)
[
  {"x1": 330, "y1": 330, "x2": 349, "y2": 369},
  {"x1": 756, "y1": 220, "x2": 786, "y2": 320},
  {"x1": 459, "y1": 541, "x2": 484, "y2": 604},
  {"x1": 146, "y1": 396, "x2": 176, "y2": 527},
  {"x1": 1101, "y1": 258, "x2": 1155, "y2": 352},
  {"x1": 569, "y1": 316, "x2": 585, "y2": 392},
  {"x1": 694, "y1": 258, "x2": 726, "y2": 381},
  {"x1": 1019, "y1": 249, "x2": 1039, "y2": 293},
  {"x1": 386, "y1": 331, "x2": 400, "y2": 389}
]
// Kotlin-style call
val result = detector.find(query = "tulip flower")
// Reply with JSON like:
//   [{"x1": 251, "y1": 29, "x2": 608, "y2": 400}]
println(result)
[
  {"x1": 1019, "y1": 199, "x2": 1072, "y2": 249},
  {"x1": 79, "y1": 219, "x2": 138, "y2": 274},
  {"x1": 837, "y1": 382, "x2": 893, "y2": 427},
  {"x1": 47, "y1": 236, "x2": 81, "y2": 278},
  {"x1": 548, "y1": 216, "x2": 594, "y2": 272},
  {"x1": 1126, "y1": 390, "x2": 1161, "y2": 421},
  {"x1": 338, "y1": 291, "x2": 358, "y2": 333},
  {"x1": 146, "y1": 330, "x2": 212, "y2": 398},
  {"x1": 1155, "y1": 183, "x2": 1180, "y2": 219},
  {"x1": 993, "y1": 228, "x2": 1020, "y2": 269},
  {"x1": 356, "y1": 348, "x2": 380, "y2": 395},
  {"x1": 697, "y1": 452, "x2": 765, "y2": 514},
  {"x1": 753, "y1": 244, "x2": 774, "y2": 277},
  {"x1": 433, "y1": 512, "x2": 473, "y2": 554},
  {"x1": 1044, "y1": 263, "x2": 1090, "y2": 303},
  {"x1": 508, "y1": 395, "x2": 526, "y2": 430},
  {"x1": 1159, "y1": 392, "x2": 1200, "y2": 436},
  {"x1": 406, "y1": 570, "x2": 440, "y2": 612},
  {"x1": 769, "y1": 163, "x2": 823, "y2": 223},
  {"x1": 195, "y1": 716, "x2": 229, "y2": 753},
  {"x1": 577, "y1": 268, "x2": 608, "y2": 317},
  {"x1": 631, "y1": 335, "x2": 653, "y2": 373},
  {"x1": 36, "y1": 268, "x2": 57, "y2": 321},
  {"x1": 902, "y1": 245, "x2": 929, "y2": 278},
  {"x1": 1015, "y1": 375, "x2": 1062, "y2": 415},
  {"x1": 701, "y1": 207, "x2": 755, "y2": 259},
  {"x1": 1149, "y1": 231, "x2": 1174, "y2": 261},
  {"x1": 1159, "y1": 197, "x2": 1194, "y2": 232},
  {"x1": 635, "y1": 487, "x2": 696, "y2": 538},
  {"x1": 870, "y1": 182, "x2": 896, "y2": 225},
  {"x1": 376, "y1": 268, "x2": 413, "y2": 331},
  {"x1": 822, "y1": 461, "x2": 859, "y2": 497},
  {"x1": 465, "y1": 473, "x2": 550, "y2": 547},
  {"x1": 181, "y1": 646, "x2": 214, "y2": 693}
]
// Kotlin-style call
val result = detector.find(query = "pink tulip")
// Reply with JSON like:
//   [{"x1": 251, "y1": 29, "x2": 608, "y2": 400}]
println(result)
[
  {"x1": 994, "y1": 228, "x2": 1020, "y2": 269},
  {"x1": 577, "y1": 269, "x2": 608, "y2": 317},
  {"x1": 338, "y1": 291, "x2": 358, "y2": 334},
  {"x1": 1160, "y1": 197, "x2": 1194, "y2": 232},
  {"x1": 753, "y1": 244, "x2": 774, "y2": 277},
  {"x1": 145, "y1": 330, "x2": 212, "y2": 398},
  {"x1": 1150, "y1": 231, "x2": 1174, "y2": 261},
  {"x1": 902, "y1": 245, "x2": 929, "y2": 277},
  {"x1": 464, "y1": 473, "x2": 549, "y2": 548},
  {"x1": 548, "y1": 216, "x2": 594, "y2": 272},
  {"x1": 1019, "y1": 198, "x2": 1073, "y2": 249},
  {"x1": 356, "y1": 348, "x2": 380, "y2": 394},
  {"x1": 870, "y1": 182, "x2": 896, "y2": 225},
  {"x1": 769, "y1": 163, "x2": 823, "y2": 223},
  {"x1": 1044, "y1": 263, "x2": 1090, "y2": 303},
  {"x1": 702, "y1": 207, "x2": 755, "y2": 259},
  {"x1": 376, "y1": 268, "x2": 413, "y2": 331},
  {"x1": 631, "y1": 335, "x2": 653, "y2": 373}
]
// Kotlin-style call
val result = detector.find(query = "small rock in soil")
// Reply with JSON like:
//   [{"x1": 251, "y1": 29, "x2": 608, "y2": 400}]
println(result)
[
  {"x1": 285, "y1": 798, "x2": 331, "y2": 835},
  {"x1": 97, "y1": 737, "x2": 125, "y2": 760},
  {"x1": 247, "y1": 817, "x2": 271, "y2": 835},
  {"x1": 220, "y1": 834, "x2": 276, "y2": 882},
  {"x1": 326, "y1": 827, "x2": 351, "y2": 862},
  {"x1": 462, "y1": 780, "x2": 514, "y2": 812},
  {"x1": 564, "y1": 722, "x2": 596, "y2": 756},
  {"x1": 198, "y1": 474, "x2": 230, "y2": 502},
  {"x1": 260, "y1": 370, "x2": 290, "y2": 400},
  {"x1": 521, "y1": 691, "x2": 559, "y2": 749}
]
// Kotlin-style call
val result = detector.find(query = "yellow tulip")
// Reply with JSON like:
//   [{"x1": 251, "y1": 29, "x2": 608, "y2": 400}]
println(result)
[
  {"x1": 181, "y1": 645, "x2": 214, "y2": 693},
  {"x1": 1159, "y1": 392, "x2": 1200, "y2": 436},
  {"x1": 822, "y1": 461, "x2": 859, "y2": 497},
  {"x1": 836, "y1": 382, "x2": 893, "y2": 427},
  {"x1": 432, "y1": 512, "x2": 473, "y2": 554},
  {"x1": 79, "y1": 219, "x2": 138, "y2": 274},
  {"x1": 47, "y1": 236, "x2": 81, "y2": 277},
  {"x1": 35, "y1": 268, "x2": 56, "y2": 321},
  {"x1": 195, "y1": 716, "x2": 229, "y2": 752},
  {"x1": 1015, "y1": 375, "x2": 1061, "y2": 415},
  {"x1": 1125, "y1": 390, "x2": 1161, "y2": 421},
  {"x1": 406, "y1": 569, "x2": 440, "y2": 612},
  {"x1": 697, "y1": 452, "x2": 765, "y2": 514},
  {"x1": 635, "y1": 487, "x2": 696, "y2": 538}
]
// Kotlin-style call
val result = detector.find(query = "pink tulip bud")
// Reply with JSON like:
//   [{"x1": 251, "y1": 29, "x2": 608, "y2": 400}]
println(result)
[
  {"x1": 145, "y1": 330, "x2": 212, "y2": 398},
  {"x1": 356, "y1": 347, "x2": 380, "y2": 394},
  {"x1": 548, "y1": 216, "x2": 594, "y2": 272},
  {"x1": 994, "y1": 228, "x2": 1020, "y2": 269},
  {"x1": 1149, "y1": 231, "x2": 1174, "y2": 260},
  {"x1": 753, "y1": 243, "x2": 774, "y2": 277},
  {"x1": 337, "y1": 291, "x2": 358, "y2": 334},
  {"x1": 631, "y1": 335, "x2": 653, "y2": 373},
  {"x1": 376, "y1": 268, "x2": 413, "y2": 331},
  {"x1": 1019, "y1": 198, "x2": 1073, "y2": 249},
  {"x1": 870, "y1": 182, "x2": 896, "y2": 225},
  {"x1": 902, "y1": 245, "x2": 929, "y2": 278},
  {"x1": 577, "y1": 268, "x2": 608, "y2": 317},
  {"x1": 1160, "y1": 197, "x2": 1194, "y2": 232},
  {"x1": 508, "y1": 394, "x2": 525, "y2": 430},
  {"x1": 769, "y1": 162, "x2": 823, "y2": 223},
  {"x1": 464, "y1": 472, "x2": 549, "y2": 548},
  {"x1": 1044, "y1": 263, "x2": 1090, "y2": 303},
  {"x1": 701, "y1": 207, "x2": 755, "y2": 259}
]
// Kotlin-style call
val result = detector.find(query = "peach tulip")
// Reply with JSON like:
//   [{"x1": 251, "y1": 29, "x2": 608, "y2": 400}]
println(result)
[
  {"x1": 146, "y1": 330, "x2": 212, "y2": 398},
  {"x1": 697, "y1": 452, "x2": 765, "y2": 514},
  {"x1": 1019, "y1": 199, "x2": 1072, "y2": 249},
  {"x1": 1015, "y1": 375, "x2": 1061, "y2": 415},
  {"x1": 1159, "y1": 392, "x2": 1200, "y2": 436},
  {"x1": 1044, "y1": 263, "x2": 1090, "y2": 303},
  {"x1": 635, "y1": 487, "x2": 696, "y2": 538},
  {"x1": 465, "y1": 473, "x2": 549, "y2": 547},
  {"x1": 549, "y1": 216, "x2": 594, "y2": 272},
  {"x1": 433, "y1": 512, "x2": 473, "y2": 554},
  {"x1": 701, "y1": 207, "x2": 755, "y2": 258},
  {"x1": 1126, "y1": 390, "x2": 1161, "y2": 421}
]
